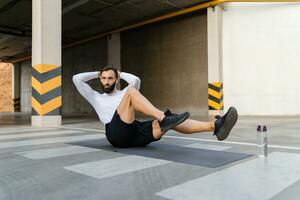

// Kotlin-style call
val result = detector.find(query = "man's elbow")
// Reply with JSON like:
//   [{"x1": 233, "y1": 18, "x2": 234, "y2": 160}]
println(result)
[
  {"x1": 72, "y1": 75, "x2": 76, "y2": 81},
  {"x1": 135, "y1": 78, "x2": 141, "y2": 90},
  {"x1": 72, "y1": 75, "x2": 79, "y2": 85}
]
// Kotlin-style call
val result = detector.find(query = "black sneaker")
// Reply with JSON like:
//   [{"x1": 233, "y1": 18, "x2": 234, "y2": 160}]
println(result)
[
  {"x1": 159, "y1": 112, "x2": 190, "y2": 133},
  {"x1": 214, "y1": 107, "x2": 238, "y2": 141}
]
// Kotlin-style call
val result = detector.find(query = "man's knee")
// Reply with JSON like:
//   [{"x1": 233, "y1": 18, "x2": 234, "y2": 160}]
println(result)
[
  {"x1": 126, "y1": 87, "x2": 139, "y2": 98},
  {"x1": 119, "y1": 87, "x2": 138, "y2": 108}
]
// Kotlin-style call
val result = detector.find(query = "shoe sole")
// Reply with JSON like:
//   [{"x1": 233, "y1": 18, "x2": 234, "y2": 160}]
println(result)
[
  {"x1": 217, "y1": 107, "x2": 238, "y2": 141},
  {"x1": 161, "y1": 112, "x2": 190, "y2": 133}
]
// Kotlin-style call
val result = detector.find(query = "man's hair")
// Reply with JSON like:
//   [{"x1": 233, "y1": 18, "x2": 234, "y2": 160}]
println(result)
[{"x1": 99, "y1": 66, "x2": 119, "y2": 79}]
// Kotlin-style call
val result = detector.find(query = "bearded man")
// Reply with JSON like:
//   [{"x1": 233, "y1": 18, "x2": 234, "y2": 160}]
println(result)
[{"x1": 73, "y1": 66, "x2": 238, "y2": 148}]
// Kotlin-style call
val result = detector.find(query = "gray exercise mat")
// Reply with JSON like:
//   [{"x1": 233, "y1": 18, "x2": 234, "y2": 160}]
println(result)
[{"x1": 68, "y1": 139, "x2": 253, "y2": 168}]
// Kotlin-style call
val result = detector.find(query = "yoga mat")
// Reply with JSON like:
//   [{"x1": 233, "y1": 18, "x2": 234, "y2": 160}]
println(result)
[{"x1": 69, "y1": 139, "x2": 253, "y2": 168}]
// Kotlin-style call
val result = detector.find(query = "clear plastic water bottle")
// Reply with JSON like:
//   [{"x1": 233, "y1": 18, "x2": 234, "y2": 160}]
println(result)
[{"x1": 257, "y1": 125, "x2": 267, "y2": 157}]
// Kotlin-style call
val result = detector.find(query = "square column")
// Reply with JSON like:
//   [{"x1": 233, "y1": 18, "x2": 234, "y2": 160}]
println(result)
[
  {"x1": 31, "y1": 0, "x2": 62, "y2": 127},
  {"x1": 207, "y1": 6, "x2": 224, "y2": 116}
]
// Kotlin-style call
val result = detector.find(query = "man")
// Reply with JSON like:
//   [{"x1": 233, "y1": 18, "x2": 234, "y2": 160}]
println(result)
[{"x1": 73, "y1": 66, "x2": 238, "y2": 148}]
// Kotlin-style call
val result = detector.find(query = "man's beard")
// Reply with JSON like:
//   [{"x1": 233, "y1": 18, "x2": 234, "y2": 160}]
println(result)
[{"x1": 101, "y1": 82, "x2": 116, "y2": 93}]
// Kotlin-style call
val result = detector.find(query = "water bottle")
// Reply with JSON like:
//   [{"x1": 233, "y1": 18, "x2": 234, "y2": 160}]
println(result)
[{"x1": 257, "y1": 125, "x2": 267, "y2": 157}]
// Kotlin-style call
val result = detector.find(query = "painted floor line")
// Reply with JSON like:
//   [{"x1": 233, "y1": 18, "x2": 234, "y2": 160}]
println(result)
[
  {"x1": 164, "y1": 136, "x2": 300, "y2": 150},
  {"x1": 0, "y1": 130, "x2": 82, "y2": 140},
  {"x1": 59, "y1": 126, "x2": 105, "y2": 133},
  {"x1": 0, "y1": 134, "x2": 105, "y2": 149},
  {"x1": 47, "y1": 127, "x2": 300, "y2": 151},
  {"x1": 0, "y1": 127, "x2": 57, "y2": 134},
  {"x1": 16, "y1": 145, "x2": 101, "y2": 159}
]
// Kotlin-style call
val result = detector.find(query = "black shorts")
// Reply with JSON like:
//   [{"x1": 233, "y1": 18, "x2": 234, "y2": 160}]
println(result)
[{"x1": 105, "y1": 111, "x2": 161, "y2": 148}]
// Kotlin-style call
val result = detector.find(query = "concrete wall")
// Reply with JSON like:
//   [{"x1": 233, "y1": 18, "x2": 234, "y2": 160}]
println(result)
[
  {"x1": 121, "y1": 12, "x2": 208, "y2": 116},
  {"x1": 222, "y1": 3, "x2": 300, "y2": 115},
  {"x1": 108, "y1": 33, "x2": 121, "y2": 68},
  {"x1": 20, "y1": 60, "x2": 32, "y2": 112},
  {"x1": 62, "y1": 38, "x2": 107, "y2": 115}
]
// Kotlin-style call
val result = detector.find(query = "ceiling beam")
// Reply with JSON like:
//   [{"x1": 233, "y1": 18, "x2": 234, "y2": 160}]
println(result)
[
  {"x1": 0, "y1": 25, "x2": 31, "y2": 37},
  {"x1": 93, "y1": 0, "x2": 115, "y2": 6},
  {"x1": 63, "y1": 0, "x2": 91, "y2": 15},
  {"x1": 155, "y1": 0, "x2": 184, "y2": 9}
]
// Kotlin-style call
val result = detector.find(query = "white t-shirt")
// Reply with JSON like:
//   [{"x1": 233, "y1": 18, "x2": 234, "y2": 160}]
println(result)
[{"x1": 72, "y1": 71, "x2": 141, "y2": 124}]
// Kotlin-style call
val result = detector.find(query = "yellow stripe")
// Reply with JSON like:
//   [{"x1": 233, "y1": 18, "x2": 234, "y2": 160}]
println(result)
[
  {"x1": 41, "y1": 96, "x2": 61, "y2": 115},
  {"x1": 32, "y1": 64, "x2": 60, "y2": 74},
  {"x1": 32, "y1": 75, "x2": 61, "y2": 95},
  {"x1": 208, "y1": 99, "x2": 224, "y2": 110},
  {"x1": 220, "y1": 101, "x2": 224, "y2": 108},
  {"x1": 32, "y1": 97, "x2": 42, "y2": 115},
  {"x1": 211, "y1": 82, "x2": 222, "y2": 88},
  {"x1": 208, "y1": 88, "x2": 223, "y2": 99},
  {"x1": 32, "y1": 96, "x2": 61, "y2": 116},
  {"x1": 31, "y1": 76, "x2": 40, "y2": 94}
]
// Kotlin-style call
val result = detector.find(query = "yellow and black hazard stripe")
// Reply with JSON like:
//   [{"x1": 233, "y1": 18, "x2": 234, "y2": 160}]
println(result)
[
  {"x1": 31, "y1": 64, "x2": 61, "y2": 116},
  {"x1": 13, "y1": 97, "x2": 20, "y2": 112},
  {"x1": 208, "y1": 82, "x2": 223, "y2": 110}
]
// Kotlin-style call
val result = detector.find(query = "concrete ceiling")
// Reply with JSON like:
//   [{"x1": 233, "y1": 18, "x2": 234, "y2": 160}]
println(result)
[{"x1": 0, "y1": 0, "x2": 208, "y2": 62}]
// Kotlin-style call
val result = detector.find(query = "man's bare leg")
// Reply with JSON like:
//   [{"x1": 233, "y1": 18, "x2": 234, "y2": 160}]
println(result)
[
  {"x1": 173, "y1": 119, "x2": 214, "y2": 133},
  {"x1": 116, "y1": 87, "x2": 212, "y2": 140},
  {"x1": 117, "y1": 87, "x2": 165, "y2": 124},
  {"x1": 152, "y1": 119, "x2": 214, "y2": 139}
]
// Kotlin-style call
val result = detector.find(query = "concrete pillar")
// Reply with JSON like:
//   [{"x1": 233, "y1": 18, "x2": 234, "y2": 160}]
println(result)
[
  {"x1": 108, "y1": 33, "x2": 121, "y2": 89},
  {"x1": 31, "y1": 0, "x2": 62, "y2": 127},
  {"x1": 107, "y1": 33, "x2": 121, "y2": 68},
  {"x1": 20, "y1": 61, "x2": 32, "y2": 113},
  {"x1": 12, "y1": 63, "x2": 20, "y2": 112},
  {"x1": 207, "y1": 6, "x2": 224, "y2": 116}
]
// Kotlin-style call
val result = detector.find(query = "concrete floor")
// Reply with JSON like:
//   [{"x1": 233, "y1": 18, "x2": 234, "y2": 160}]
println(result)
[{"x1": 1, "y1": 112, "x2": 300, "y2": 200}]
